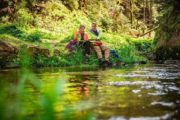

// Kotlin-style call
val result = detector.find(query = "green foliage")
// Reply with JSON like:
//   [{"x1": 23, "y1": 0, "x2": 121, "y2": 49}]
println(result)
[
  {"x1": 0, "y1": 34, "x2": 19, "y2": 41},
  {"x1": 18, "y1": 47, "x2": 32, "y2": 68},
  {"x1": 101, "y1": 33, "x2": 151, "y2": 63},
  {"x1": 0, "y1": 24, "x2": 25, "y2": 39},
  {"x1": 117, "y1": 44, "x2": 147, "y2": 63},
  {"x1": 0, "y1": 24, "x2": 57, "y2": 42},
  {"x1": 33, "y1": 55, "x2": 70, "y2": 67},
  {"x1": 15, "y1": 8, "x2": 33, "y2": 27},
  {"x1": 132, "y1": 38, "x2": 154, "y2": 55},
  {"x1": 31, "y1": 47, "x2": 99, "y2": 67},
  {"x1": 26, "y1": 30, "x2": 43, "y2": 42},
  {"x1": 65, "y1": 48, "x2": 84, "y2": 65}
]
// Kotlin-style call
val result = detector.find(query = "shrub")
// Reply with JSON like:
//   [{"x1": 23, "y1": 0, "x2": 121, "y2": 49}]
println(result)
[
  {"x1": 0, "y1": 24, "x2": 25, "y2": 39},
  {"x1": 26, "y1": 30, "x2": 43, "y2": 42}
]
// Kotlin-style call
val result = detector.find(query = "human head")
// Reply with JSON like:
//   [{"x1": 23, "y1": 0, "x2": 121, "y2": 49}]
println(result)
[
  {"x1": 91, "y1": 22, "x2": 97, "y2": 30},
  {"x1": 79, "y1": 24, "x2": 85, "y2": 33}
]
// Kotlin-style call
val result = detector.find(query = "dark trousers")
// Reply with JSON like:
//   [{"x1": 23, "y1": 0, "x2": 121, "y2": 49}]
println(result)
[{"x1": 79, "y1": 41, "x2": 91, "y2": 55}]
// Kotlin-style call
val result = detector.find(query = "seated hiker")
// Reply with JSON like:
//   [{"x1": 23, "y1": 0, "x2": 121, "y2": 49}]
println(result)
[
  {"x1": 66, "y1": 25, "x2": 91, "y2": 56},
  {"x1": 89, "y1": 22, "x2": 110, "y2": 65}
]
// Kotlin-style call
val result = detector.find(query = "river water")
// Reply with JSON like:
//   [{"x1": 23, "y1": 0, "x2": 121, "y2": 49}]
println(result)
[{"x1": 0, "y1": 63, "x2": 180, "y2": 120}]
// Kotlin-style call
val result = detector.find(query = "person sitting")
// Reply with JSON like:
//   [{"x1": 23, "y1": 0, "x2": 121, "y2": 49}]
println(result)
[
  {"x1": 66, "y1": 25, "x2": 91, "y2": 57},
  {"x1": 89, "y1": 22, "x2": 110, "y2": 65}
]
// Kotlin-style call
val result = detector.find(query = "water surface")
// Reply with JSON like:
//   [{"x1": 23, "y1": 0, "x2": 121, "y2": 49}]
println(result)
[{"x1": 0, "y1": 63, "x2": 180, "y2": 120}]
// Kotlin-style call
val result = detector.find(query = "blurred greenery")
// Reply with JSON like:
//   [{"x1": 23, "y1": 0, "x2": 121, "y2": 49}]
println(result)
[{"x1": 0, "y1": 46, "x2": 95, "y2": 120}]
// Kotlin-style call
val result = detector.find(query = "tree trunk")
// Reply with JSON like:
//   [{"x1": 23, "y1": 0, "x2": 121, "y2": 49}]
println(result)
[
  {"x1": 143, "y1": 0, "x2": 146, "y2": 34},
  {"x1": 130, "y1": 0, "x2": 133, "y2": 28},
  {"x1": 149, "y1": 0, "x2": 153, "y2": 36}
]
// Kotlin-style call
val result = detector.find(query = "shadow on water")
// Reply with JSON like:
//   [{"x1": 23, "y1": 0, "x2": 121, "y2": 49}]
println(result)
[{"x1": 0, "y1": 63, "x2": 180, "y2": 120}]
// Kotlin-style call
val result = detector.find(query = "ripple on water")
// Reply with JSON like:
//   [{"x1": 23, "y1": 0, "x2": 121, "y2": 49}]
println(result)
[
  {"x1": 108, "y1": 112, "x2": 175, "y2": 120},
  {"x1": 132, "y1": 89, "x2": 141, "y2": 94},
  {"x1": 115, "y1": 72, "x2": 180, "y2": 79},
  {"x1": 151, "y1": 101, "x2": 176, "y2": 108},
  {"x1": 107, "y1": 81, "x2": 160, "y2": 86},
  {"x1": 148, "y1": 91, "x2": 167, "y2": 96},
  {"x1": 114, "y1": 64, "x2": 180, "y2": 80},
  {"x1": 107, "y1": 80, "x2": 180, "y2": 96}
]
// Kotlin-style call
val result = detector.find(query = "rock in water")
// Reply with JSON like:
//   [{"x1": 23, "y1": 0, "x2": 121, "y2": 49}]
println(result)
[{"x1": 164, "y1": 60, "x2": 180, "y2": 64}]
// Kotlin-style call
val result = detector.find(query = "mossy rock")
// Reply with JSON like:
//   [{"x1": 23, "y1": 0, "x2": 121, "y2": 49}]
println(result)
[
  {"x1": 0, "y1": 40, "x2": 18, "y2": 68},
  {"x1": 26, "y1": 46, "x2": 50, "y2": 57}
]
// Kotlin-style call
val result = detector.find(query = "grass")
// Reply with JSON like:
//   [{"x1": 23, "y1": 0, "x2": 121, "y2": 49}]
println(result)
[{"x1": 0, "y1": 24, "x2": 59, "y2": 42}]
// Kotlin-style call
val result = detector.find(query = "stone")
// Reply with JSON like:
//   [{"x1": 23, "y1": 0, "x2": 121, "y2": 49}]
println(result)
[
  {"x1": 39, "y1": 48, "x2": 50, "y2": 57},
  {"x1": 155, "y1": 46, "x2": 180, "y2": 61},
  {"x1": 27, "y1": 46, "x2": 50, "y2": 57},
  {"x1": 0, "y1": 40, "x2": 18, "y2": 68},
  {"x1": 164, "y1": 60, "x2": 180, "y2": 64},
  {"x1": 0, "y1": 40, "x2": 18, "y2": 54}
]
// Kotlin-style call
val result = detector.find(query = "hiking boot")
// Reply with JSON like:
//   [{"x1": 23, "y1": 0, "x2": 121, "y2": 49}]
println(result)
[
  {"x1": 85, "y1": 54, "x2": 90, "y2": 58},
  {"x1": 98, "y1": 58, "x2": 105, "y2": 65},
  {"x1": 102, "y1": 60, "x2": 109, "y2": 67},
  {"x1": 104, "y1": 60, "x2": 113, "y2": 67},
  {"x1": 84, "y1": 54, "x2": 90, "y2": 63}
]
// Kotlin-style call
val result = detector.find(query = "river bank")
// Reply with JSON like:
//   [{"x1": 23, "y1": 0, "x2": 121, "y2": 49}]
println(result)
[{"x1": 0, "y1": 25, "x2": 154, "y2": 69}]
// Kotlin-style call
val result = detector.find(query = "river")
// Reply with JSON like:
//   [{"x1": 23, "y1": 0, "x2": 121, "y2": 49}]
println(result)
[{"x1": 0, "y1": 63, "x2": 180, "y2": 120}]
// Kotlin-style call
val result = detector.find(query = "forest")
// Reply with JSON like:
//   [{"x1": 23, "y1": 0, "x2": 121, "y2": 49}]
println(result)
[{"x1": 0, "y1": 0, "x2": 180, "y2": 120}]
